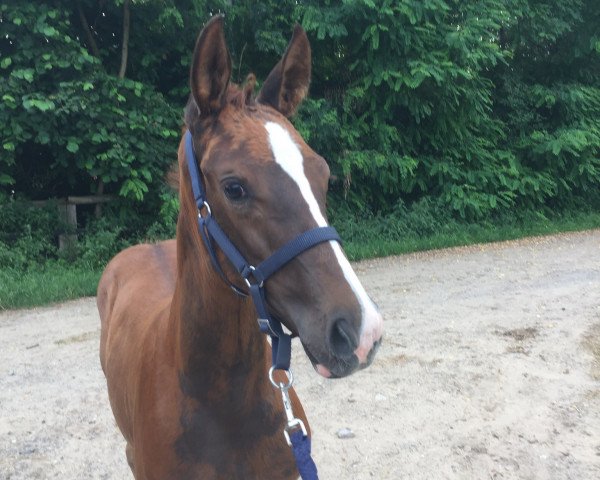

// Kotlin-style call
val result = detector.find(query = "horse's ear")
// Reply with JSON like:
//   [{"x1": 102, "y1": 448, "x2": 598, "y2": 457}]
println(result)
[
  {"x1": 257, "y1": 25, "x2": 311, "y2": 117},
  {"x1": 190, "y1": 15, "x2": 231, "y2": 115}
]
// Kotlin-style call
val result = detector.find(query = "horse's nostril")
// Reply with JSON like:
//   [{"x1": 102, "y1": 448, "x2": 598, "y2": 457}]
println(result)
[{"x1": 329, "y1": 319, "x2": 357, "y2": 360}]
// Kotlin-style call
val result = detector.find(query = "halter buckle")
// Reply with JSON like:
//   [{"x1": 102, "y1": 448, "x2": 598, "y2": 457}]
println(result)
[
  {"x1": 258, "y1": 318, "x2": 278, "y2": 336},
  {"x1": 243, "y1": 265, "x2": 264, "y2": 288},
  {"x1": 197, "y1": 201, "x2": 212, "y2": 218}
]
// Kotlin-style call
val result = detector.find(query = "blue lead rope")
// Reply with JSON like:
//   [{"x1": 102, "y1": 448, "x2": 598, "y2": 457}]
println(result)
[
  {"x1": 290, "y1": 430, "x2": 319, "y2": 480},
  {"x1": 185, "y1": 129, "x2": 331, "y2": 479}
]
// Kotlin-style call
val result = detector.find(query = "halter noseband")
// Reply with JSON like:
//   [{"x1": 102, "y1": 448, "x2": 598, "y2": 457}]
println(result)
[{"x1": 184, "y1": 130, "x2": 341, "y2": 371}]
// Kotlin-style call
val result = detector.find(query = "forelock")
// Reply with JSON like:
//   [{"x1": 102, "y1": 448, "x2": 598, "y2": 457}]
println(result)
[{"x1": 185, "y1": 75, "x2": 257, "y2": 130}]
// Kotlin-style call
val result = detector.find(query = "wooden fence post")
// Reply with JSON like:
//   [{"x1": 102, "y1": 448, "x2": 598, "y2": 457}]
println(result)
[
  {"x1": 57, "y1": 201, "x2": 77, "y2": 251},
  {"x1": 31, "y1": 195, "x2": 115, "y2": 251}
]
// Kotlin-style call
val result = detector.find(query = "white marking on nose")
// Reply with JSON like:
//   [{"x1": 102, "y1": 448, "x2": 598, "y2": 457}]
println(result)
[{"x1": 264, "y1": 122, "x2": 383, "y2": 363}]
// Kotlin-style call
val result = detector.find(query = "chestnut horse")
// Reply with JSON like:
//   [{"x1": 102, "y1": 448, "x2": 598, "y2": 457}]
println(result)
[{"x1": 97, "y1": 16, "x2": 383, "y2": 480}]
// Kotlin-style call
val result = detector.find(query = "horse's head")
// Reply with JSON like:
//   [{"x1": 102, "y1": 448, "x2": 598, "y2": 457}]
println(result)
[{"x1": 182, "y1": 16, "x2": 383, "y2": 378}]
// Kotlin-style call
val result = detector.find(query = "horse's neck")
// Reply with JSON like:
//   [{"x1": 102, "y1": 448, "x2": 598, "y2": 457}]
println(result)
[{"x1": 170, "y1": 212, "x2": 267, "y2": 393}]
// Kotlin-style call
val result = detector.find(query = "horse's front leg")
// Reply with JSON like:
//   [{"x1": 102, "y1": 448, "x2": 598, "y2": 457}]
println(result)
[{"x1": 126, "y1": 442, "x2": 135, "y2": 477}]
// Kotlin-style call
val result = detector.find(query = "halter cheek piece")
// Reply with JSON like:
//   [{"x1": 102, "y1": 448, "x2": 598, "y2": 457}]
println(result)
[
  {"x1": 184, "y1": 130, "x2": 341, "y2": 371},
  {"x1": 185, "y1": 129, "x2": 327, "y2": 478}
]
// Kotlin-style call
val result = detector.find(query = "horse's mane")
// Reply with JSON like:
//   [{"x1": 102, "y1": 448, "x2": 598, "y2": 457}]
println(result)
[{"x1": 228, "y1": 73, "x2": 257, "y2": 109}]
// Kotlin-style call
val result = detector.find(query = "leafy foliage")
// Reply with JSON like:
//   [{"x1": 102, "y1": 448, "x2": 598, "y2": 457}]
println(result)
[
  {"x1": 0, "y1": 0, "x2": 599, "y2": 271},
  {"x1": 495, "y1": 0, "x2": 600, "y2": 210},
  {"x1": 0, "y1": 1, "x2": 180, "y2": 201},
  {"x1": 0, "y1": 195, "x2": 60, "y2": 269},
  {"x1": 299, "y1": 0, "x2": 599, "y2": 217}
]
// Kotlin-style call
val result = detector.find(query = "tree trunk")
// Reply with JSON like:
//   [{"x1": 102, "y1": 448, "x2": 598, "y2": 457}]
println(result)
[
  {"x1": 94, "y1": 179, "x2": 105, "y2": 218},
  {"x1": 118, "y1": 0, "x2": 131, "y2": 79},
  {"x1": 76, "y1": 0, "x2": 100, "y2": 58}
]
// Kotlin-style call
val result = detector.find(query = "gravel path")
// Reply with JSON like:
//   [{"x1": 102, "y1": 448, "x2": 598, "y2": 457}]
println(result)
[{"x1": 1, "y1": 230, "x2": 599, "y2": 479}]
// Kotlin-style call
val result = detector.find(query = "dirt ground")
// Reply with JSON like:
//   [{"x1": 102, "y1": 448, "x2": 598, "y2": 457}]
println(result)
[{"x1": 1, "y1": 229, "x2": 599, "y2": 479}]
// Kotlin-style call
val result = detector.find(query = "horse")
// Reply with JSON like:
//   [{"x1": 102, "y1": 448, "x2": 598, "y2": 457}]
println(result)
[{"x1": 97, "y1": 16, "x2": 383, "y2": 480}]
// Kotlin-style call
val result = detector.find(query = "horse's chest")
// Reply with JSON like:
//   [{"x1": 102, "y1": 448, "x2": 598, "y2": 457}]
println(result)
[{"x1": 172, "y1": 399, "x2": 295, "y2": 477}]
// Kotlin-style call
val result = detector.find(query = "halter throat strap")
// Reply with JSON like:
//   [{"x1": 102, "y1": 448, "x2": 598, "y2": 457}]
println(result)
[{"x1": 184, "y1": 130, "x2": 341, "y2": 370}]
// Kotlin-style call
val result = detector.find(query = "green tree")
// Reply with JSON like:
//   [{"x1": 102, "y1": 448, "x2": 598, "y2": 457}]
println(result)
[
  {"x1": 0, "y1": 1, "x2": 181, "y2": 202},
  {"x1": 299, "y1": 0, "x2": 599, "y2": 218},
  {"x1": 495, "y1": 0, "x2": 600, "y2": 209},
  {"x1": 1, "y1": 0, "x2": 598, "y2": 224},
  {"x1": 300, "y1": 0, "x2": 521, "y2": 217}
]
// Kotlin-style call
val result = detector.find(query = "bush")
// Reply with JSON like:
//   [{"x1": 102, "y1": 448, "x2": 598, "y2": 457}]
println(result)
[
  {"x1": 0, "y1": 189, "x2": 179, "y2": 272},
  {"x1": 143, "y1": 190, "x2": 179, "y2": 242},
  {"x1": 76, "y1": 219, "x2": 130, "y2": 271},
  {"x1": 1, "y1": 0, "x2": 599, "y2": 274},
  {"x1": 0, "y1": 197, "x2": 60, "y2": 269}
]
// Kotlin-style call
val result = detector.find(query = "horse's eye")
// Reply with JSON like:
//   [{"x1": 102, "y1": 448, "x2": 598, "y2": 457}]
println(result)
[{"x1": 223, "y1": 182, "x2": 246, "y2": 201}]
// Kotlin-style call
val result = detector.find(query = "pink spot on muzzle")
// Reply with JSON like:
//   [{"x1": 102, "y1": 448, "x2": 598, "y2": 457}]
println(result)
[
  {"x1": 354, "y1": 310, "x2": 384, "y2": 365},
  {"x1": 316, "y1": 364, "x2": 332, "y2": 378}
]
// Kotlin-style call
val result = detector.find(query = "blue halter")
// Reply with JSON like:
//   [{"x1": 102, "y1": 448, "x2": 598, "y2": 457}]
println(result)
[
  {"x1": 183, "y1": 129, "x2": 341, "y2": 372},
  {"x1": 185, "y1": 127, "x2": 334, "y2": 478}
]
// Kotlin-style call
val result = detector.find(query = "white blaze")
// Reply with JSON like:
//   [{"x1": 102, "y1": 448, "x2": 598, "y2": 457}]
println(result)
[{"x1": 264, "y1": 122, "x2": 382, "y2": 363}]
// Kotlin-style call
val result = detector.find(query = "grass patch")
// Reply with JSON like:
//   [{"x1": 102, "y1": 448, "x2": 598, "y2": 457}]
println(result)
[
  {"x1": 340, "y1": 208, "x2": 600, "y2": 260},
  {"x1": 0, "y1": 264, "x2": 101, "y2": 311},
  {"x1": 1, "y1": 208, "x2": 599, "y2": 310}
]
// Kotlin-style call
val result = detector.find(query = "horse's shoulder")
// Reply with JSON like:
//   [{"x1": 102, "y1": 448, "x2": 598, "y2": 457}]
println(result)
[
  {"x1": 101, "y1": 240, "x2": 176, "y2": 282},
  {"x1": 97, "y1": 240, "x2": 176, "y2": 322}
]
